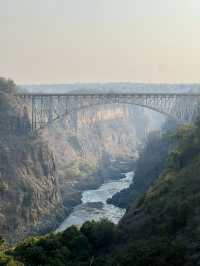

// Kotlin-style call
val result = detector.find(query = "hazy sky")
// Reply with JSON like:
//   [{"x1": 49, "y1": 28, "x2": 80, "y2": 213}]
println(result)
[{"x1": 0, "y1": 0, "x2": 200, "y2": 84}]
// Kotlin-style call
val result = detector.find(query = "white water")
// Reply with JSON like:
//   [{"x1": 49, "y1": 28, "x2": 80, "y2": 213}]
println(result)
[{"x1": 56, "y1": 171, "x2": 134, "y2": 232}]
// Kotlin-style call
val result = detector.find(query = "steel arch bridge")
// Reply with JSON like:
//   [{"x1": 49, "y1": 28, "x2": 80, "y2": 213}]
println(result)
[{"x1": 17, "y1": 93, "x2": 200, "y2": 132}]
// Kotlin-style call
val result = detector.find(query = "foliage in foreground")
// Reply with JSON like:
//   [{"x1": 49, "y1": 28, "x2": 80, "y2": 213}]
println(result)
[
  {"x1": 1, "y1": 221, "x2": 186, "y2": 266},
  {"x1": 1, "y1": 109, "x2": 200, "y2": 265},
  {"x1": 6, "y1": 220, "x2": 117, "y2": 266}
]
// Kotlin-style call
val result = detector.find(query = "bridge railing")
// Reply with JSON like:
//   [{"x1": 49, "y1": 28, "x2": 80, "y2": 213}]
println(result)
[{"x1": 15, "y1": 93, "x2": 200, "y2": 132}]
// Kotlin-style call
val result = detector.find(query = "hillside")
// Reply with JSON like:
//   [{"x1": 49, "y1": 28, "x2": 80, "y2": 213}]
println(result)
[
  {"x1": 0, "y1": 78, "x2": 65, "y2": 244},
  {"x1": 107, "y1": 127, "x2": 174, "y2": 209},
  {"x1": 0, "y1": 77, "x2": 165, "y2": 245},
  {"x1": 2, "y1": 112, "x2": 200, "y2": 265}
]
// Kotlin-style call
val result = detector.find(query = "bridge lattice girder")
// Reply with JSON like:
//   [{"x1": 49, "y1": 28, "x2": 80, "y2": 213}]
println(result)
[{"x1": 17, "y1": 93, "x2": 200, "y2": 131}]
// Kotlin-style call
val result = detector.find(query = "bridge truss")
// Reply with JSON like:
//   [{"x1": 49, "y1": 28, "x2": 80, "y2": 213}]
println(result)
[{"x1": 17, "y1": 93, "x2": 200, "y2": 131}]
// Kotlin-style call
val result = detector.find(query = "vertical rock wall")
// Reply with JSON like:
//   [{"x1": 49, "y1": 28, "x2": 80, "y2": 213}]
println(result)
[{"x1": 41, "y1": 104, "x2": 164, "y2": 209}]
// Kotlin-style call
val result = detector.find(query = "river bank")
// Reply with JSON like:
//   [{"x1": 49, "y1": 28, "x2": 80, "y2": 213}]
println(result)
[
  {"x1": 57, "y1": 171, "x2": 134, "y2": 232},
  {"x1": 59, "y1": 157, "x2": 136, "y2": 211},
  {"x1": 35, "y1": 158, "x2": 136, "y2": 238}
]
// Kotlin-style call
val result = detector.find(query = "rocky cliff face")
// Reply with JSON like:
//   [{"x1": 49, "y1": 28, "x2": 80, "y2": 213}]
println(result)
[
  {"x1": 41, "y1": 104, "x2": 164, "y2": 210},
  {"x1": 7, "y1": 118, "x2": 200, "y2": 266},
  {"x1": 0, "y1": 78, "x2": 165, "y2": 243},
  {"x1": 0, "y1": 79, "x2": 65, "y2": 243},
  {"x1": 0, "y1": 137, "x2": 66, "y2": 243}
]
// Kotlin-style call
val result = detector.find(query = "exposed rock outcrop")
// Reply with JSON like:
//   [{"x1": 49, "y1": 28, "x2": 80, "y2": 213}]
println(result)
[
  {"x1": 0, "y1": 137, "x2": 66, "y2": 243},
  {"x1": 0, "y1": 78, "x2": 165, "y2": 243},
  {"x1": 41, "y1": 104, "x2": 164, "y2": 211},
  {"x1": 0, "y1": 79, "x2": 65, "y2": 243}
]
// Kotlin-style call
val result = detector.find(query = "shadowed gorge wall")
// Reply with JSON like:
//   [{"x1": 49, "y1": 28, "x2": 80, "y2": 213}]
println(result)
[
  {"x1": 41, "y1": 104, "x2": 164, "y2": 209},
  {"x1": 0, "y1": 79, "x2": 165, "y2": 243},
  {"x1": 0, "y1": 79, "x2": 65, "y2": 243}
]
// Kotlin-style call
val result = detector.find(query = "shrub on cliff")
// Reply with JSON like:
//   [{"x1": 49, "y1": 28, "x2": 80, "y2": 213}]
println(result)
[
  {"x1": 0, "y1": 78, "x2": 18, "y2": 112},
  {"x1": 0, "y1": 237, "x2": 4, "y2": 250},
  {"x1": 0, "y1": 78, "x2": 30, "y2": 135},
  {"x1": 0, "y1": 181, "x2": 8, "y2": 192},
  {"x1": 0, "y1": 252, "x2": 22, "y2": 266}
]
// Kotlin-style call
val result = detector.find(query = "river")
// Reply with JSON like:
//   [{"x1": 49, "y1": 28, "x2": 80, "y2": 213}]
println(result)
[{"x1": 56, "y1": 171, "x2": 134, "y2": 232}]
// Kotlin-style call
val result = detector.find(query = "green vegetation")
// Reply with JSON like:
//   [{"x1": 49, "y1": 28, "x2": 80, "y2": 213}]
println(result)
[
  {"x1": 1, "y1": 116, "x2": 200, "y2": 265},
  {"x1": 1, "y1": 79, "x2": 200, "y2": 265},
  {"x1": 0, "y1": 237, "x2": 4, "y2": 246},
  {"x1": 0, "y1": 77, "x2": 30, "y2": 135},
  {"x1": 0, "y1": 78, "x2": 16, "y2": 94},
  {"x1": 0, "y1": 253, "x2": 21, "y2": 266},
  {"x1": 4, "y1": 220, "x2": 116, "y2": 266},
  {"x1": 0, "y1": 236, "x2": 22, "y2": 266},
  {"x1": 107, "y1": 124, "x2": 175, "y2": 209},
  {"x1": 65, "y1": 160, "x2": 96, "y2": 178},
  {"x1": 117, "y1": 116, "x2": 200, "y2": 265},
  {"x1": 0, "y1": 181, "x2": 8, "y2": 192},
  {"x1": 0, "y1": 78, "x2": 58, "y2": 246}
]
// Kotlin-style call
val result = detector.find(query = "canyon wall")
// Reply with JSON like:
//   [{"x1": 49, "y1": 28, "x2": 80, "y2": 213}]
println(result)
[
  {"x1": 0, "y1": 79, "x2": 65, "y2": 243},
  {"x1": 0, "y1": 137, "x2": 65, "y2": 243},
  {"x1": 0, "y1": 79, "x2": 165, "y2": 243},
  {"x1": 41, "y1": 104, "x2": 165, "y2": 210}
]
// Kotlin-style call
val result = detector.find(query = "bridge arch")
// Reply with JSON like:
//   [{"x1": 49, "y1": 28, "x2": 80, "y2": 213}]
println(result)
[
  {"x1": 17, "y1": 93, "x2": 200, "y2": 132},
  {"x1": 55, "y1": 102, "x2": 177, "y2": 130}
]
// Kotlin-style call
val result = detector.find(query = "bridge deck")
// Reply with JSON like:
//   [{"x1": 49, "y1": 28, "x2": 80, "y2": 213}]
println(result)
[
  {"x1": 17, "y1": 92, "x2": 200, "y2": 97},
  {"x1": 15, "y1": 91, "x2": 200, "y2": 131}
]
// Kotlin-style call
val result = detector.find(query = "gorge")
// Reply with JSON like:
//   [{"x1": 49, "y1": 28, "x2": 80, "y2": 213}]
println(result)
[
  {"x1": 0, "y1": 78, "x2": 165, "y2": 244},
  {"x1": 1, "y1": 79, "x2": 200, "y2": 266},
  {"x1": 56, "y1": 171, "x2": 134, "y2": 232},
  {"x1": 2, "y1": 1, "x2": 200, "y2": 265}
]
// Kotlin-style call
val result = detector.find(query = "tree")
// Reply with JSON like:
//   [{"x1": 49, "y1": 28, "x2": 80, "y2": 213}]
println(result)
[
  {"x1": 81, "y1": 219, "x2": 117, "y2": 249},
  {"x1": 0, "y1": 78, "x2": 16, "y2": 95},
  {"x1": 0, "y1": 236, "x2": 4, "y2": 248}
]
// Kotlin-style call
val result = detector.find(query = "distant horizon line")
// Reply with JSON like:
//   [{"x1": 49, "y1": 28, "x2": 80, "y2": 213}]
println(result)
[{"x1": 19, "y1": 82, "x2": 200, "y2": 86}]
